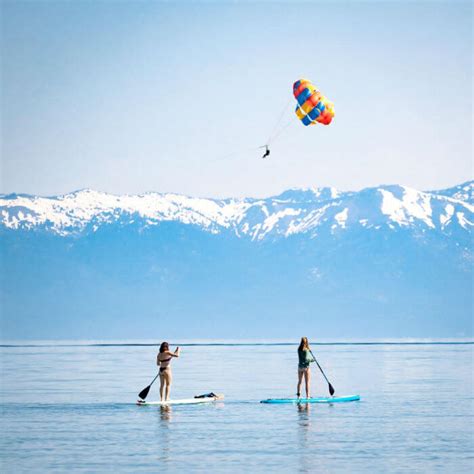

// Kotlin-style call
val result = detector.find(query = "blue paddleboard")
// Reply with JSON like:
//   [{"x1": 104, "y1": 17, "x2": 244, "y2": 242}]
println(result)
[{"x1": 261, "y1": 394, "x2": 360, "y2": 404}]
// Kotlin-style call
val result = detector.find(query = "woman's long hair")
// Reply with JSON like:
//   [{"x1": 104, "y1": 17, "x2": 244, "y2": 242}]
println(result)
[
  {"x1": 298, "y1": 337, "x2": 310, "y2": 351},
  {"x1": 160, "y1": 342, "x2": 169, "y2": 353}
]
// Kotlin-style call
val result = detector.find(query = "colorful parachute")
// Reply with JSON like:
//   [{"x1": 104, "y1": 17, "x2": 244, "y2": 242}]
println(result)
[{"x1": 293, "y1": 78, "x2": 335, "y2": 126}]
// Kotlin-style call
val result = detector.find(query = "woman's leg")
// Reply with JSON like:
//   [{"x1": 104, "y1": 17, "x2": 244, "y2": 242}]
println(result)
[
  {"x1": 164, "y1": 370, "x2": 172, "y2": 401},
  {"x1": 297, "y1": 369, "x2": 304, "y2": 397},
  {"x1": 159, "y1": 373, "x2": 165, "y2": 401},
  {"x1": 304, "y1": 369, "x2": 311, "y2": 398}
]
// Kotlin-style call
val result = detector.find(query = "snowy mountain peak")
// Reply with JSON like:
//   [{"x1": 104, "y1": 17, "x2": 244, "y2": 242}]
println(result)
[
  {"x1": 273, "y1": 186, "x2": 340, "y2": 203},
  {"x1": 430, "y1": 180, "x2": 474, "y2": 203}
]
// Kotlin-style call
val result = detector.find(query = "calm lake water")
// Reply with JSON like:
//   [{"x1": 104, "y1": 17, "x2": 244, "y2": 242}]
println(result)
[{"x1": 1, "y1": 341, "x2": 473, "y2": 473}]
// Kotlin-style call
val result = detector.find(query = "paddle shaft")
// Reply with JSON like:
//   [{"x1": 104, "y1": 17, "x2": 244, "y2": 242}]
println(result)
[
  {"x1": 148, "y1": 373, "x2": 160, "y2": 387},
  {"x1": 309, "y1": 349, "x2": 335, "y2": 395}
]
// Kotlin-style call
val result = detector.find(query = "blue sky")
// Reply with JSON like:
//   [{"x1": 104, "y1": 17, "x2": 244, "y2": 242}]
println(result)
[{"x1": 1, "y1": 1, "x2": 472, "y2": 198}]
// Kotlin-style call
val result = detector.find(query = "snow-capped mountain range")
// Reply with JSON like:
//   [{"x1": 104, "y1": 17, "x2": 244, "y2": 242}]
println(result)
[
  {"x1": 1, "y1": 181, "x2": 472, "y2": 240},
  {"x1": 1, "y1": 181, "x2": 472, "y2": 339}
]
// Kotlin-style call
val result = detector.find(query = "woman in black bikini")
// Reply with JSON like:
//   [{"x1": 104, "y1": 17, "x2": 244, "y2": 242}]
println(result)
[{"x1": 157, "y1": 342, "x2": 180, "y2": 401}]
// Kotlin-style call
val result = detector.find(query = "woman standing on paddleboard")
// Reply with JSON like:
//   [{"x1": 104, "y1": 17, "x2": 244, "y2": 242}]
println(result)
[
  {"x1": 157, "y1": 342, "x2": 180, "y2": 401},
  {"x1": 297, "y1": 337, "x2": 314, "y2": 399}
]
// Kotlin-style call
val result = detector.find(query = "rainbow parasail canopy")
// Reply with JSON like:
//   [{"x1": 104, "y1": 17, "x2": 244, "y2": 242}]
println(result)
[{"x1": 293, "y1": 78, "x2": 335, "y2": 126}]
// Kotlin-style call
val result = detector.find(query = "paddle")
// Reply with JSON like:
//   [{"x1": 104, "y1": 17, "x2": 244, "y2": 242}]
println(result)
[
  {"x1": 309, "y1": 349, "x2": 335, "y2": 396},
  {"x1": 138, "y1": 373, "x2": 160, "y2": 400}
]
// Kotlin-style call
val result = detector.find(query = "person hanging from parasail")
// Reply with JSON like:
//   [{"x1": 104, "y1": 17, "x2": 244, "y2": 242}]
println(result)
[{"x1": 261, "y1": 145, "x2": 270, "y2": 159}]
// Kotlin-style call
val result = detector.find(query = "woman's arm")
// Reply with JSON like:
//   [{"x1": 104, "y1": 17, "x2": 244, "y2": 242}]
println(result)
[{"x1": 166, "y1": 347, "x2": 180, "y2": 358}]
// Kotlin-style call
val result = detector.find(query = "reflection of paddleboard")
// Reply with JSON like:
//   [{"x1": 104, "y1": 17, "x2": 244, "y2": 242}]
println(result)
[
  {"x1": 261, "y1": 394, "x2": 360, "y2": 404},
  {"x1": 137, "y1": 394, "x2": 224, "y2": 406}
]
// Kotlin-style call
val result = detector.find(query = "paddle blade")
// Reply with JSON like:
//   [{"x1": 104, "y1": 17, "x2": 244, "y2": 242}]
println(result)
[
  {"x1": 138, "y1": 385, "x2": 151, "y2": 400},
  {"x1": 329, "y1": 383, "x2": 335, "y2": 396}
]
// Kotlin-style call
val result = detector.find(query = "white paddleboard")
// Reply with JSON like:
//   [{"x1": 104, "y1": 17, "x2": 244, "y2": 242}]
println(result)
[{"x1": 137, "y1": 394, "x2": 224, "y2": 406}]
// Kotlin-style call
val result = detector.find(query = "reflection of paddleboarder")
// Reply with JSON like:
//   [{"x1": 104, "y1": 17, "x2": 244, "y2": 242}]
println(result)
[
  {"x1": 157, "y1": 342, "x2": 180, "y2": 401},
  {"x1": 297, "y1": 337, "x2": 315, "y2": 398},
  {"x1": 160, "y1": 405, "x2": 172, "y2": 421},
  {"x1": 261, "y1": 145, "x2": 270, "y2": 159}
]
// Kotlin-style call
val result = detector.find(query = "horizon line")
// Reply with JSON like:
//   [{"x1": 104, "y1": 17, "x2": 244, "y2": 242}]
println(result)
[{"x1": 2, "y1": 340, "x2": 473, "y2": 348}]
